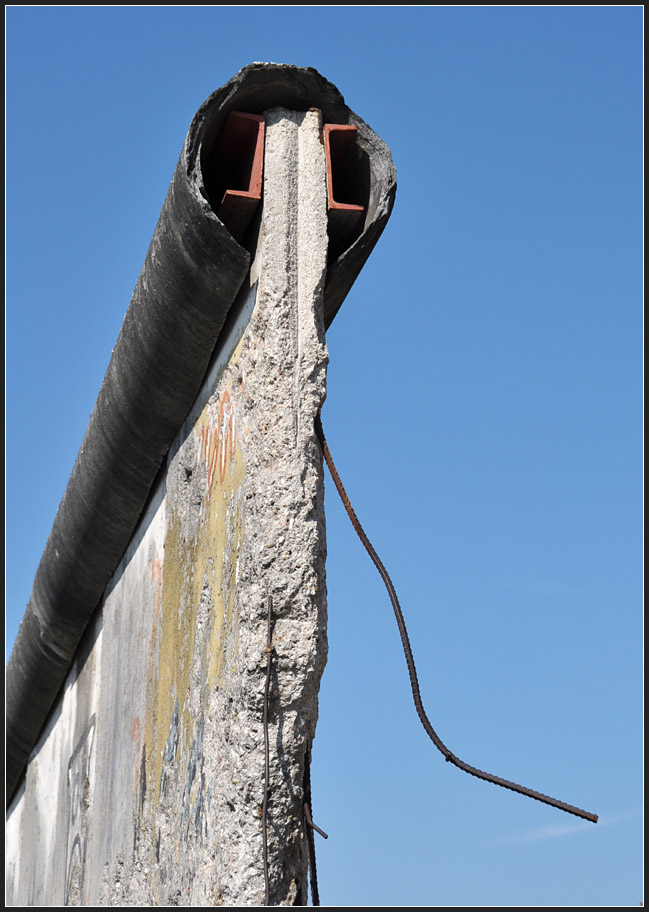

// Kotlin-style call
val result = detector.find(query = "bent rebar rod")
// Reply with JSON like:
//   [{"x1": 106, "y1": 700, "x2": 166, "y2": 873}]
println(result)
[{"x1": 315, "y1": 415, "x2": 597, "y2": 825}]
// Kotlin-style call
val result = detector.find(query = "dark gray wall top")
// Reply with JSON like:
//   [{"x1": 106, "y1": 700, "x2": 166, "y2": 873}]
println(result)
[{"x1": 6, "y1": 62, "x2": 396, "y2": 806}]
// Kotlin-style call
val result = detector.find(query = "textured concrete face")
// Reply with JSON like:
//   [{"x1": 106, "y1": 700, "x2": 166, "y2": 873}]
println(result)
[{"x1": 6, "y1": 108, "x2": 329, "y2": 906}]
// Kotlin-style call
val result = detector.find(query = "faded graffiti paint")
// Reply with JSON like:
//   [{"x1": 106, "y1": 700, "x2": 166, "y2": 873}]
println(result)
[
  {"x1": 145, "y1": 381, "x2": 245, "y2": 812},
  {"x1": 64, "y1": 716, "x2": 96, "y2": 905}
]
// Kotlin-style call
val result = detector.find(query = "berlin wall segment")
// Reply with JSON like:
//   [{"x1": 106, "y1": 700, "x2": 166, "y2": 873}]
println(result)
[
  {"x1": 5, "y1": 66, "x2": 397, "y2": 907},
  {"x1": 7, "y1": 106, "x2": 327, "y2": 907}
]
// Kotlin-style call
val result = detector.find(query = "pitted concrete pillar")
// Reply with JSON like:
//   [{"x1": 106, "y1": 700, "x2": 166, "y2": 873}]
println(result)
[{"x1": 211, "y1": 106, "x2": 331, "y2": 905}]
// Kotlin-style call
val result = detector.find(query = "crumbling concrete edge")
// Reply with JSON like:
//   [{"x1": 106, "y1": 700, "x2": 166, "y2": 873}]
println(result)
[{"x1": 6, "y1": 62, "x2": 396, "y2": 806}]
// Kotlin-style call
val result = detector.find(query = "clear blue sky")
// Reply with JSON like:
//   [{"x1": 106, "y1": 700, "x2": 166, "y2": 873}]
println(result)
[{"x1": 6, "y1": 6, "x2": 642, "y2": 906}]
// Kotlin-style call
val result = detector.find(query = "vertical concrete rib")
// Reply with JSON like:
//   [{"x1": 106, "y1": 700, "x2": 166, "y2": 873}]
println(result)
[{"x1": 246, "y1": 106, "x2": 330, "y2": 905}]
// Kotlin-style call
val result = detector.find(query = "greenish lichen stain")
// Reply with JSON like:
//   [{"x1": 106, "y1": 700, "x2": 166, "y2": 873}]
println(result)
[{"x1": 143, "y1": 372, "x2": 246, "y2": 856}]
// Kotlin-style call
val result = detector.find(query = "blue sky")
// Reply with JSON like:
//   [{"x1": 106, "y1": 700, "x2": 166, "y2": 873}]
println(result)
[{"x1": 6, "y1": 6, "x2": 642, "y2": 906}]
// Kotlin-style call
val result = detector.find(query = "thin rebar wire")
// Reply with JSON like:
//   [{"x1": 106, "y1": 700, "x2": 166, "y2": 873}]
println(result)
[
  {"x1": 303, "y1": 748, "x2": 328, "y2": 906},
  {"x1": 315, "y1": 415, "x2": 598, "y2": 825},
  {"x1": 262, "y1": 595, "x2": 273, "y2": 906}
]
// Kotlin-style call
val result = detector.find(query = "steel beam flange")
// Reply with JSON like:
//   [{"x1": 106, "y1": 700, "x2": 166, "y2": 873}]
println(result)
[
  {"x1": 215, "y1": 112, "x2": 265, "y2": 243},
  {"x1": 324, "y1": 124, "x2": 366, "y2": 258}
]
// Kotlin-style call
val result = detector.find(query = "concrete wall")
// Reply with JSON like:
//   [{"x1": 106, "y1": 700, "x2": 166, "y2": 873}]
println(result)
[{"x1": 6, "y1": 109, "x2": 330, "y2": 906}]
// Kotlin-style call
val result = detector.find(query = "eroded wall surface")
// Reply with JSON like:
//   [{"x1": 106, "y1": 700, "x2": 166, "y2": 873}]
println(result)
[{"x1": 6, "y1": 108, "x2": 329, "y2": 906}]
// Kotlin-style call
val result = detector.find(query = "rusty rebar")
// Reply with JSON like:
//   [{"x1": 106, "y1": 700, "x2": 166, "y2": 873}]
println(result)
[
  {"x1": 303, "y1": 746, "x2": 328, "y2": 906},
  {"x1": 304, "y1": 803, "x2": 328, "y2": 841},
  {"x1": 315, "y1": 414, "x2": 598, "y2": 825},
  {"x1": 262, "y1": 595, "x2": 273, "y2": 905}
]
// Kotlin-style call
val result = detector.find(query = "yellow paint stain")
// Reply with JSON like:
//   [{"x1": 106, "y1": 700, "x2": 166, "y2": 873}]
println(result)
[{"x1": 143, "y1": 373, "x2": 246, "y2": 843}]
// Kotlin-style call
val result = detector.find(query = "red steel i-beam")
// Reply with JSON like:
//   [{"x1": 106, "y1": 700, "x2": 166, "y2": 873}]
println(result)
[
  {"x1": 324, "y1": 123, "x2": 365, "y2": 235},
  {"x1": 215, "y1": 116, "x2": 366, "y2": 247},
  {"x1": 216, "y1": 111, "x2": 265, "y2": 242}
]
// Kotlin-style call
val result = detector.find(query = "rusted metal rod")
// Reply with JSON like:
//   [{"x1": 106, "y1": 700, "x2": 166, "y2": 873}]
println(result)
[
  {"x1": 262, "y1": 595, "x2": 273, "y2": 905},
  {"x1": 303, "y1": 748, "x2": 327, "y2": 906},
  {"x1": 304, "y1": 803, "x2": 328, "y2": 841},
  {"x1": 315, "y1": 414, "x2": 598, "y2": 825}
]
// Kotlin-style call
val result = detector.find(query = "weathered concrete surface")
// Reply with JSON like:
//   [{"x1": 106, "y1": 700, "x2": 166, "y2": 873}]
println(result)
[{"x1": 6, "y1": 108, "x2": 329, "y2": 906}]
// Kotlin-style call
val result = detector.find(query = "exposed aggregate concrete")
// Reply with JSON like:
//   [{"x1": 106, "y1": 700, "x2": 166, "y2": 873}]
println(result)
[{"x1": 99, "y1": 108, "x2": 330, "y2": 906}]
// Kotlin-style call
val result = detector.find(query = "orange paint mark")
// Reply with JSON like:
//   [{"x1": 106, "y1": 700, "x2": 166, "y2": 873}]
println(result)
[
  {"x1": 217, "y1": 391, "x2": 235, "y2": 484},
  {"x1": 151, "y1": 557, "x2": 162, "y2": 588},
  {"x1": 197, "y1": 390, "x2": 238, "y2": 495}
]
